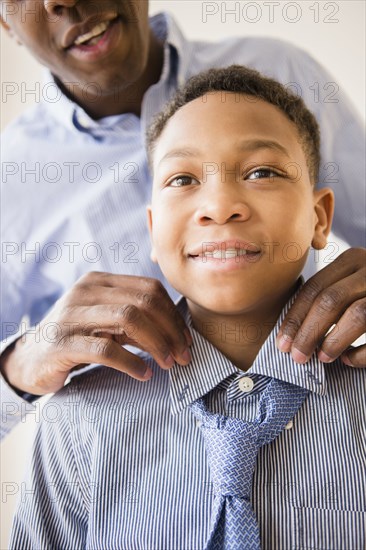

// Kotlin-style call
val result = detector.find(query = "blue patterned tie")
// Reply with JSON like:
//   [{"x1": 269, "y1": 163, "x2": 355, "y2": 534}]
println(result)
[{"x1": 191, "y1": 378, "x2": 308, "y2": 550}]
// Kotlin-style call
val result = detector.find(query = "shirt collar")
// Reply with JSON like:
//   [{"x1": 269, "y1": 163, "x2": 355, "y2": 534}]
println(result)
[
  {"x1": 162, "y1": 12, "x2": 194, "y2": 88},
  {"x1": 170, "y1": 299, "x2": 239, "y2": 415},
  {"x1": 169, "y1": 283, "x2": 327, "y2": 416},
  {"x1": 41, "y1": 13, "x2": 190, "y2": 135}
]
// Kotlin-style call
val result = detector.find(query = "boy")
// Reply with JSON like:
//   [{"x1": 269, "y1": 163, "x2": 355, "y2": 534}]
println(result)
[{"x1": 10, "y1": 66, "x2": 365, "y2": 549}]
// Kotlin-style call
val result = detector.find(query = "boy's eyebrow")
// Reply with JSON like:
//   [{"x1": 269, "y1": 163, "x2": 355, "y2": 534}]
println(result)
[
  {"x1": 157, "y1": 139, "x2": 291, "y2": 166},
  {"x1": 158, "y1": 148, "x2": 200, "y2": 165},
  {"x1": 238, "y1": 139, "x2": 291, "y2": 157}
]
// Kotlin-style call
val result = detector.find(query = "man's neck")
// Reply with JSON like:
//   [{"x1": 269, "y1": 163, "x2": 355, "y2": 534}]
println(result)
[
  {"x1": 188, "y1": 285, "x2": 297, "y2": 372},
  {"x1": 57, "y1": 30, "x2": 164, "y2": 119}
]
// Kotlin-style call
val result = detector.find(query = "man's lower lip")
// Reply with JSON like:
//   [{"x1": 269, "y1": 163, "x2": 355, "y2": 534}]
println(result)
[{"x1": 67, "y1": 18, "x2": 121, "y2": 61}]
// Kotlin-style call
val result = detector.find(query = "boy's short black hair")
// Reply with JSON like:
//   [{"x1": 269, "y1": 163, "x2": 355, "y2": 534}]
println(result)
[{"x1": 146, "y1": 65, "x2": 320, "y2": 183}]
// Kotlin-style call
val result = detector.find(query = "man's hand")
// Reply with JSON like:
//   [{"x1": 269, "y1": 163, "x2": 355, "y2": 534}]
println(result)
[
  {"x1": 277, "y1": 248, "x2": 366, "y2": 367},
  {"x1": 0, "y1": 272, "x2": 192, "y2": 395}
]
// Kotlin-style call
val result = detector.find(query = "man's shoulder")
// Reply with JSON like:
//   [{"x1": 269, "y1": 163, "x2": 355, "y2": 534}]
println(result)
[
  {"x1": 190, "y1": 34, "x2": 316, "y2": 73},
  {"x1": 1, "y1": 101, "x2": 62, "y2": 159},
  {"x1": 197, "y1": 34, "x2": 304, "y2": 53},
  {"x1": 2, "y1": 102, "x2": 49, "y2": 137}
]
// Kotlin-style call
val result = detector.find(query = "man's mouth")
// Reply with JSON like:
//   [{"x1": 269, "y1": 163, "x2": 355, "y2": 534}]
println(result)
[
  {"x1": 74, "y1": 21, "x2": 112, "y2": 46},
  {"x1": 64, "y1": 16, "x2": 119, "y2": 49}
]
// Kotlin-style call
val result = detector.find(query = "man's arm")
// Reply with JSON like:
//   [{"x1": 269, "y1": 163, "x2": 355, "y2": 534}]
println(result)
[{"x1": 0, "y1": 272, "x2": 192, "y2": 397}]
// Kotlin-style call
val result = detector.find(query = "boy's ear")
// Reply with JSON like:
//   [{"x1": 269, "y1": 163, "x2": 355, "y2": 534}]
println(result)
[
  {"x1": 146, "y1": 206, "x2": 158, "y2": 263},
  {"x1": 312, "y1": 187, "x2": 335, "y2": 250}
]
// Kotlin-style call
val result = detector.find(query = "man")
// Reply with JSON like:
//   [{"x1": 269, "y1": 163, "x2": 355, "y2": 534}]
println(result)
[{"x1": 1, "y1": 0, "x2": 365, "y2": 439}]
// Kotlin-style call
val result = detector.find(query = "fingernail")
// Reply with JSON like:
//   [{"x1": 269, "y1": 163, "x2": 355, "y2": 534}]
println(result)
[
  {"x1": 163, "y1": 354, "x2": 175, "y2": 369},
  {"x1": 181, "y1": 348, "x2": 192, "y2": 364},
  {"x1": 142, "y1": 368, "x2": 153, "y2": 381},
  {"x1": 317, "y1": 351, "x2": 333, "y2": 363},
  {"x1": 341, "y1": 353, "x2": 354, "y2": 367},
  {"x1": 277, "y1": 334, "x2": 293, "y2": 353},
  {"x1": 291, "y1": 348, "x2": 309, "y2": 364},
  {"x1": 184, "y1": 328, "x2": 193, "y2": 347}
]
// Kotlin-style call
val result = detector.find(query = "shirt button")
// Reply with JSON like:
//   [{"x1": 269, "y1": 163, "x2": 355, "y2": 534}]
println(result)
[
  {"x1": 285, "y1": 420, "x2": 293, "y2": 430},
  {"x1": 238, "y1": 377, "x2": 254, "y2": 393}
]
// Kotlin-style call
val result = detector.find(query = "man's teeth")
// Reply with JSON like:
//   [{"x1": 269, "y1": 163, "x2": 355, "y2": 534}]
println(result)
[
  {"x1": 74, "y1": 21, "x2": 110, "y2": 46},
  {"x1": 204, "y1": 248, "x2": 249, "y2": 259}
]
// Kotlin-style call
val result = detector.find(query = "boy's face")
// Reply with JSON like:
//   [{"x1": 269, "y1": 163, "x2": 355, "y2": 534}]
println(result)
[
  {"x1": 1, "y1": 0, "x2": 150, "y2": 93},
  {"x1": 148, "y1": 92, "x2": 333, "y2": 316}
]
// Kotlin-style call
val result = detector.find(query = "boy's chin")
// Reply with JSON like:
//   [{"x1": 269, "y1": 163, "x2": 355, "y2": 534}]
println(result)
[
  {"x1": 185, "y1": 281, "x2": 300, "y2": 319},
  {"x1": 186, "y1": 294, "x2": 270, "y2": 317}
]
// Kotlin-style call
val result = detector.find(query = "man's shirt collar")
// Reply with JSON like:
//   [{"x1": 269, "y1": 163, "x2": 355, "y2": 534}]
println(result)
[{"x1": 170, "y1": 288, "x2": 327, "y2": 416}]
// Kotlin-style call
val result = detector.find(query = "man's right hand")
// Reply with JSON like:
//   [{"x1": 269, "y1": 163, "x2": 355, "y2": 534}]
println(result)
[{"x1": 0, "y1": 272, "x2": 192, "y2": 395}]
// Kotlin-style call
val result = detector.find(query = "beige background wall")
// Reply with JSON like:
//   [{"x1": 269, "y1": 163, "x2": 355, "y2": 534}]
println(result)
[{"x1": 1, "y1": 1, "x2": 365, "y2": 548}]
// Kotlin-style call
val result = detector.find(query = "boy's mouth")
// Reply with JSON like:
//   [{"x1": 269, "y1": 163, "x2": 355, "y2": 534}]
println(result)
[{"x1": 188, "y1": 241, "x2": 262, "y2": 261}]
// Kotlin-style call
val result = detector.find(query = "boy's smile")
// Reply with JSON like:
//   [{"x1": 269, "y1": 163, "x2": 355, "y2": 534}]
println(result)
[
  {"x1": 148, "y1": 92, "x2": 333, "y2": 326},
  {"x1": 187, "y1": 239, "x2": 262, "y2": 271}
]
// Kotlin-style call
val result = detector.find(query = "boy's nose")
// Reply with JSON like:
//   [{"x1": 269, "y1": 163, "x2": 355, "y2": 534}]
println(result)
[
  {"x1": 44, "y1": 0, "x2": 79, "y2": 15},
  {"x1": 194, "y1": 191, "x2": 251, "y2": 226}
]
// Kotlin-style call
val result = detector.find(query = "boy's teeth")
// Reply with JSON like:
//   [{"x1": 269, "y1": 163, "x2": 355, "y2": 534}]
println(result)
[
  {"x1": 208, "y1": 248, "x2": 248, "y2": 259},
  {"x1": 74, "y1": 21, "x2": 110, "y2": 46}
]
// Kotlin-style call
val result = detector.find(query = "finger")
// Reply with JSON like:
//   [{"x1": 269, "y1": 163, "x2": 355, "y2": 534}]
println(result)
[
  {"x1": 66, "y1": 281, "x2": 192, "y2": 350},
  {"x1": 131, "y1": 283, "x2": 192, "y2": 352},
  {"x1": 341, "y1": 345, "x2": 366, "y2": 368},
  {"x1": 65, "y1": 336, "x2": 153, "y2": 381},
  {"x1": 317, "y1": 298, "x2": 366, "y2": 362},
  {"x1": 140, "y1": 297, "x2": 193, "y2": 360},
  {"x1": 277, "y1": 249, "x2": 365, "y2": 350},
  {"x1": 277, "y1": 274, "x2": 365, "y2": 362},
  {"x1": 77, "y1": 304, "x2": 190, "y2": 370},
  {"x1": 76, "y1": 272, "x2": 161, "y2": 289}
]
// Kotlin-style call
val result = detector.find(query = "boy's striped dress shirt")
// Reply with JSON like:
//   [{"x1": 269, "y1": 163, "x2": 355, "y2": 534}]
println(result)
[{"x1": 10, "y1": 295, "x2": 366, "y2": 549}]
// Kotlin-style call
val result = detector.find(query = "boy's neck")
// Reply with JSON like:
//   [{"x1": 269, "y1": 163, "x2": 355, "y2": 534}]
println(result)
[{"x1": 187, "y1": 283, "x2": 299, "y2": 372}]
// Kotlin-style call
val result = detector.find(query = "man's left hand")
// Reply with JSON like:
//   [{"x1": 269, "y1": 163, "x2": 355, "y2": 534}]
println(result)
[{"x1": 277, "y1": 247, "x2": 366, "y2": 367}]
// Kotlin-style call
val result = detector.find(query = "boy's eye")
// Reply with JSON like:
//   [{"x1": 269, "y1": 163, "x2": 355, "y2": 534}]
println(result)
[
  {"x1": 167, "y1": 175, "x2": 200, "y2": 187},
  {"x1": 246, "y1": 167, "x2": 280, "y2": 180}
]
